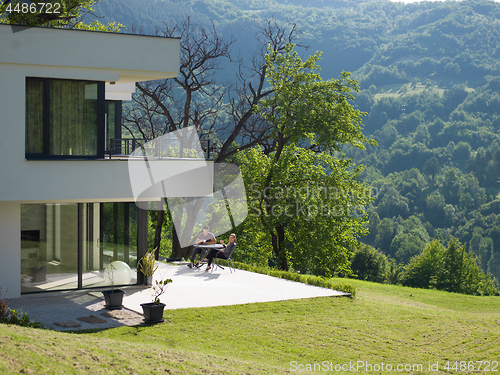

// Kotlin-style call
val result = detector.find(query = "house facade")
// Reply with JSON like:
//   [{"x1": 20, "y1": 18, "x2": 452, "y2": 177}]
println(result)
[{"x1": 0, "y1": 25, "x2": 212, "y2": 298}]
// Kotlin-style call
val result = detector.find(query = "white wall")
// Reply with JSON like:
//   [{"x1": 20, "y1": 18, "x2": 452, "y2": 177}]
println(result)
[
  {"x1": 0, "y1": 202, "x2": 21, "y2": 298},
  {"x1": 0, "y1": 158, "x2": 213, "y2": 203},
  {"x1": 0, "y1": 25, "x2": 180, "y2": 84},
  {"x1": 105, "y1": 82, "x2": 136, "y2": 101}
]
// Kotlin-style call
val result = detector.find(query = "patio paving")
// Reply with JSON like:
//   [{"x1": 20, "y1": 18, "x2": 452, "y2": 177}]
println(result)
[{"x1": 7, "y1": 262, "x2": 348, "y2": 331}]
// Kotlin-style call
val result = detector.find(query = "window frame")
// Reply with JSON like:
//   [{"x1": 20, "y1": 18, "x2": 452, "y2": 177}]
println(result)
[
  {"x1": 105, "y1": 100, "x2": 123, "y2": 155},
  {"x1": 25, "y1": 77, "x2": 106, "y2": 160}
]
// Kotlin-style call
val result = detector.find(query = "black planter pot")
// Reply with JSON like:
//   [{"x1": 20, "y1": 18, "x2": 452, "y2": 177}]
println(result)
[
  {"x1": 143, "y1": 276, "x2": 153, "y2": 286},
  {"x1": 141, "y1": 302, "x2": 165, "y2": 323},
  {"x1": 102, "y1": 289, "x2": 125, "y2": 310}
]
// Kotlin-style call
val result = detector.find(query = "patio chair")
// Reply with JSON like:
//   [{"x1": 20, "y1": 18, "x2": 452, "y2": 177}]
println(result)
[{"x1": 210, "y1": 244, "x2": 237, "y2": 273}]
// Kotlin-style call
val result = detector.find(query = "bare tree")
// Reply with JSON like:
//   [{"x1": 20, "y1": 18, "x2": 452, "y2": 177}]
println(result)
[
  {"x1": 216, "y1": 19, "x2": 303, "y2": 161},
  {"x1": 123, "y1": 17, "x2": 302, "y2": 258}
]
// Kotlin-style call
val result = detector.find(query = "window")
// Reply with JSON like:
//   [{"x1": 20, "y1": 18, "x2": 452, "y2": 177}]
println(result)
[
  {"x1": 105, "y1": 100, "x2": 122, "y2": 155},
  {"x1": 25, "y1": 78, "x2": 105, "y2": 159},
  {"x1": 21, "y1": 202, "x2": 141, "y2": 293}
]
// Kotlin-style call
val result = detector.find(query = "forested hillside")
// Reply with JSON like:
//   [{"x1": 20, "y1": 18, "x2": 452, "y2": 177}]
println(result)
[{"x1": 95, "y1": 0, "x2": 500, "y2": 285}]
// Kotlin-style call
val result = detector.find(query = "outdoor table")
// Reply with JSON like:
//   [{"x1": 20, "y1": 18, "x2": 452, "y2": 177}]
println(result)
[
  {"x1": 194, "y1": 244, "x2": 225, "y2": 269},
  {"x1": 195, "y1": 244, "x2": 224, "y2": 249}
]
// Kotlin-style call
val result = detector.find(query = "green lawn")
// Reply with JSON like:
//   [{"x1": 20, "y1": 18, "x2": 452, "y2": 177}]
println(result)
[
  {"x1": 372, "y1": 83, "x2": 447, "y2": 101},
  {"x1": 1, "y1": 279, "x2": 499, "y2": 374}
]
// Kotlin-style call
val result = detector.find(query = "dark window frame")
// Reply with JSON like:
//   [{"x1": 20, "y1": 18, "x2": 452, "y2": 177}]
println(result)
[{"x1": 25, "y1": 77, "x2": 106, "y2": 160}]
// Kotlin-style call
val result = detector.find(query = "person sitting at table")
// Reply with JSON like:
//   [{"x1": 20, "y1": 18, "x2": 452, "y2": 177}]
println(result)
[
  {"x1": 205, "y1": 233, "x2": 236, "y2": 272},
  {"x1": 188, "y1": 225, "x2": 216, "y2": 268}
]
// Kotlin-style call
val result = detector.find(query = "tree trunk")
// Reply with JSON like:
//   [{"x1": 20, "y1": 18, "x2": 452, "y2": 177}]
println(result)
[
  {"x1": 171, "y1": 226, "x2": 193, "y2": 259},
  {"x1": 153, "y1": 210, "x2": 164, "y2": 260},
  {"x1": 271, "y1": 226, "x2": 288, "y2": 271}
]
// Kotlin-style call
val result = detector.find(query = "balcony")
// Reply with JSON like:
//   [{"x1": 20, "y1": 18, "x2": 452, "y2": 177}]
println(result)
[{"x1": 106, "y1": 137, "x2": 215, "y2": 160}]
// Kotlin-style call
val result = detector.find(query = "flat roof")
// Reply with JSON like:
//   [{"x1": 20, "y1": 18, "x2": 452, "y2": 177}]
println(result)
[{"x1": 2, "y1": 23, "x2": 180, "y2": 39}]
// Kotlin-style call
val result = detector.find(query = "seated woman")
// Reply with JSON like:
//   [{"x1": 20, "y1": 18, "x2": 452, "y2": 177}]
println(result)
[{"x1": 205, "y1": 233, "x2": 236, "y2": 272}]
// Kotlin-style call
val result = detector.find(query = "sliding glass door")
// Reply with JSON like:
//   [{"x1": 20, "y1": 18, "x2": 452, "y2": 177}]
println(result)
[{"x1": 21, "y1": 202, "x2": 139, "y2": 293}]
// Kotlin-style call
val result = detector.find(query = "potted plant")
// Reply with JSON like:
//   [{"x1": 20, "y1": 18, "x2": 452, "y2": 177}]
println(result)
[
  {"x1": 102, "y1": 261, "x2": 125, "y2": 310},
  {"x1": 138, "y1": 247, "x2": 158, "y2": 286},
  {"x1": 141, "y1": 278, "x2": 172, "y2": 323}
]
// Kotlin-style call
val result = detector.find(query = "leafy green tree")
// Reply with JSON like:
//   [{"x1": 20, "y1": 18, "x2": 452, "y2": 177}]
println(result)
[
  {"x1": 403, "y1": 240, "x2": 444, "y2": 289},
  {"x1": 439, "y1": 238, "x2": 497, "y2": 295},
  {"x1": 248, "y1": 43, "x2": 374, "y2": 273},
  {"x1": 404, "y1": 238, "x2": 498, "y2": 295},
  {"x1": 126, "y1": 20, "x2": 303, "y2": 259},
  {"x1": 0, "y1": 0, "x2": 121, "y2": 31},
  {"x1": 487, "y1": 248, "x2": 500, "y2": 283},
  {"x1": 440, "y1": 168, "x2": 461, "y2": 206},
  {"x1": 366, "y1": 211, "x2": 381, "y2": 243},
  {"x1": 426, "y1": 191, "x2": 446, "y2": 225},
  {"x1": 374, "y1": 218, "x2": 394, "y2": 253},
  {"x1": 478, "y1": 237, "x2": 493, "y2": 273},
  {"x1": 376, "y1": 123, "x2": 399, "y2": 147},
  {"x1": 241, "y1": 144, "x2": 371, "y2": 275},
  {"x1": 414, "y1": 124, "x2": 430, "y2": 145},
  {"x1": 387, "y1": 215, "x2": 430, "y2": 263},
  {"x1": 376, "y1": 185, "x2": 409, "y2": 219},
  {"x1": 423, "y1": 156, "x2": 441, "y2": 180},
  {"x1": 452, "y1": 141, "x2": 472, "y2": 165},
  {"x1": 385, "y1": 258, "x2": 404, "y2": 285},
  {"x1": 350, "y1": 244, "x2": 389, "y2": 282},
  {"x1": 390, "y1": 232, "x2": 426, "y2": 264},
  {"x1": 438, "y1": 238, "x2": 469, "y2": 293},
  {"x1": 428, "y1": 117, "x2": 445, "y2": 137}
]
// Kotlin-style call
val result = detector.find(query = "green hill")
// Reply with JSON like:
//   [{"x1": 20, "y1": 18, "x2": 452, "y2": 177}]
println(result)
[{"x1": 1, "y1": 279, "x2": 499, "y2": 373}]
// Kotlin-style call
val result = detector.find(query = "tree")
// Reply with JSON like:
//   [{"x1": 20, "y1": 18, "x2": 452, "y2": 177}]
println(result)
[
  {"x1": 374, "y1": 218, "x2": 394, "y2": 252},
  {"x1": 124, "y1": 19, "x2": 301, "y2": 258},
  {"x1": 438, "y1": 237, "x2": 496, "y2": 295},
  {"x1": 390, "y1": 232, "x2": 426, "y2": 264},
  {"x1": 423, "y1": 156, "x2": 441, "y2": 180},
  {"x1": 403, "y1": 240, "x2": 444, "y2": 289},
  {"x1": 487, "y1": 248, "x2": 500, "y2": 283},
  {"x1": 350, "y1": 244, "x2": 389, "y2": 282},
  {"x1": 124, "y1": 18, "x2": 235, "y2": 258},
  {"x1": 376, "y1": 184, "x2": 409, "y2": 218},
  {"x1": 241, "y1": 144, "x2": 371, "y2": 274},
  {"x1": 404, "y1": 238, "x2": 498, "y2": 295},
  {"x1": 0, "y1": 0, "x2": 121, "y2": 31},
  {"x1": 367, "y1": 211, "x2": 381, "y2": 243},
  {"x1": 246, "y1": 43, "x2": 375, "y2": 273},
  {"x1": 426, "y1": 191, "x2": 446, "y2": 225}
]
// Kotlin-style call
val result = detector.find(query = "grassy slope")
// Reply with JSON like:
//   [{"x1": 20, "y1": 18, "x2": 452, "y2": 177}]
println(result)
[
  {"x1": 372, "y1": 83, "x2": 446, "y2": 100},
  {"x1": 1, "y1": 279, "x2": 499, "y2": 374}
]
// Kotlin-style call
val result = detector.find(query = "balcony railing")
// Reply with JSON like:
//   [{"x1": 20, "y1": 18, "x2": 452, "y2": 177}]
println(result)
[{"x1": 106, "y1": 138, "x2": 213, "y2": 160}]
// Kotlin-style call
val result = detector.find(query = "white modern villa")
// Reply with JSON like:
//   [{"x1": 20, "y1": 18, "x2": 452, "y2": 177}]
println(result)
[{"x1": 0, "y1": 24, "x2": 213, "y2": 298}]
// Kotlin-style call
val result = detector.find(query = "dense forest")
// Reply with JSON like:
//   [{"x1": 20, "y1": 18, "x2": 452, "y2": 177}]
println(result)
[{"x1": 95, "y1": 0, "x2": 500, "y2": 288}]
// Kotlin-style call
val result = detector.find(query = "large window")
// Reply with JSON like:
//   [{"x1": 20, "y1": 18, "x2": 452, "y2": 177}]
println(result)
[
  {"x1": 25, "y1": 78, "x2": 105, "y2": 159},
  {"x1": 21, "y1": 202, "x2": 142, "y2": 293}
]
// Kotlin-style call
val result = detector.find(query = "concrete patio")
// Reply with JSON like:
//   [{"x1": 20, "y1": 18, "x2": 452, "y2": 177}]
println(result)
[{"x1": 7, "y1": 262, "x2": 348, "y2": 331}]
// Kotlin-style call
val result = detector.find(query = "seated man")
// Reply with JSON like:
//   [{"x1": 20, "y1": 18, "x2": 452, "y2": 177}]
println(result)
[
  {"x1": 205, "y1": 233, "x2": 236, "y2": 272},
  {"x1": 188, "y1": 225, "x2": 216, "y2": 268}
]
